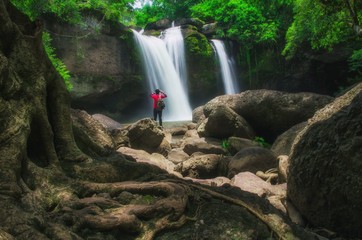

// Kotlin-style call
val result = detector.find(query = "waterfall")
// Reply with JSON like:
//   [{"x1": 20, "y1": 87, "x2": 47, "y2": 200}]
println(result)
[
  {"x1": 132, "y1": 29, "x2": 192, "y2": 121},
  {"x1": 163, "y1": 26, "x2": 188, "y2": 90},
  {"x1": 211, "y1": 39, "x2": 240, "y2": 94}
]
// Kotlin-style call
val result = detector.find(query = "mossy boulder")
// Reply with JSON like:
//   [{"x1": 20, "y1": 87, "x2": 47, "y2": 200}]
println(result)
[{"x1": 184, "y1": 30, "x2": 217, "y2": 105}]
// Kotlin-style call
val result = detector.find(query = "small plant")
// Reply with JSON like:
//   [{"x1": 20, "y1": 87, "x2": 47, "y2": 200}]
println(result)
[
  {"x1": 221, "y1": 139, "x2": 230, "y2": 150},
  {"x1": 142, "y1": 195, "x2": 155, "y2": 204},
  {"x1": 221, "y1": 139, "x2": 232, "y2": 155},
  {"x1": 43, "y1": 32, "x2": 73, "y2": 91},
  {"x1": 254, "y1": 136, "x2": 271, "y2": 148}
]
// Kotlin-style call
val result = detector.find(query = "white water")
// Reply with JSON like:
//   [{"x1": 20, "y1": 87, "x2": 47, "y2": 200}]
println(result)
[
  {"x1": 211, "y1": 39, "x2": 240, "y2": 94},
  {"x1": 132, "y1": 29, "x2": 192, "y2": 121},
  {"x1": 163, "y1": 26, "x2": 188, "y2": 90}
]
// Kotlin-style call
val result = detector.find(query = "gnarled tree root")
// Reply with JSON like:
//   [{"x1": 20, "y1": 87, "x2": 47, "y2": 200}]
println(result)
[
  {"x1": 65, "y1": 179, "x2": 314, "y2": 240},
  {"x1": 60, "y1": 181, "x2": 189, "y2": 239}
]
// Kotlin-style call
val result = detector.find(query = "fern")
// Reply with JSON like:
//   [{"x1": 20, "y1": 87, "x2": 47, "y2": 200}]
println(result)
[{"x1": 42, "y1": 32, "x2": 73, "y2": 91}]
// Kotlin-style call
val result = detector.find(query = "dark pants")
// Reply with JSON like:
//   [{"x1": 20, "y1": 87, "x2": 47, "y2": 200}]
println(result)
[{"x1": 153, "y1": 108, "x2": 163, "y2": 126}]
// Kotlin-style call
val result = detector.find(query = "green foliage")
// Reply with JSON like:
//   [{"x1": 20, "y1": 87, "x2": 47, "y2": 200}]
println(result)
[
  {"x1": 253, "y1": 136, "x2": 271, "y2": 148},
  {"x1": 42, "y1": 32, "x2": 73, "y2": 91},
  {"x1": 283, "y1": 0, "x2": 361, "y2": 59},
  {"x1": 348, "y1": 48, "x2": 362, "y2": 84},
  {"x1": 133, "y1": 4, "x2": 163, "y2": 27},
  {"x1": 349, "y1": 48, "x2": 362, "y2": 74},
  {"x1": 221, "y1": 139, "x2": 230, "y2": 150},
  {"x1": 185, "y1": 34, "x2": 213, "y2": 57},
  {"x1": 11, "y1": 0, "x2": 135, "y2": 24},
  {"x1": 141, "y1": 194, "x2": 155, "y2": 204},
  {"x1": 191, "y1": 0, "x2": 293, "y2": 48},
  {"x1": 11, "y1": 0, "x2": 81, "y2": 22},
  {"x1": 132, "y1": 0, "x2": 203, "y2": 27},
  {"x1": 221, "y1": 139, "x2": 232, "y2": 156}
]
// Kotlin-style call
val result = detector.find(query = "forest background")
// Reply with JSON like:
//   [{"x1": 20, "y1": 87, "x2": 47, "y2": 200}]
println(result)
[{"x1": 10, "y1": 0, "x2": 362, "y2": 94}]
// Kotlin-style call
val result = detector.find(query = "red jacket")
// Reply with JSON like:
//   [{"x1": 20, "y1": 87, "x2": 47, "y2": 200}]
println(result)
[{"x1": 150, "y1": 92, "x2": 167, "y2": 109}]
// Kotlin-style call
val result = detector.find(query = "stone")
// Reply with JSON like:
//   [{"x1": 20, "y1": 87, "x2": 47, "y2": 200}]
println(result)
[{"x1": 287, "y1": 83, "x2": 362, "y2": 238}]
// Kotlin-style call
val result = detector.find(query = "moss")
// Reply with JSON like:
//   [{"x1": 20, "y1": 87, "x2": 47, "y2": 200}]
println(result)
[
  {"x1": 120, "y1": 30, "x2": 142, "y2": 67},
  {"x1": 185, "y1": 33, "x2": 213, "y2": 57},
  {"x1": 143, "y1": 30, "x2": 162, "y2": 37}
]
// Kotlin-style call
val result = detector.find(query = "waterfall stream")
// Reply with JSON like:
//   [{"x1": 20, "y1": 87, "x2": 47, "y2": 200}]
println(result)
[
  {"x1": 211, "y1": 39, "x2": 240, "y2": 94},
  {"x1": 132, "y1": 28, "x2": 192, "y2": 121},
  {"x1": 164, "y1": 26, "x2": 188, "y2": 90}
]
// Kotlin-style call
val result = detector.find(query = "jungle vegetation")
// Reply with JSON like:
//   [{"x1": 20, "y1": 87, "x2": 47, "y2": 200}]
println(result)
[{"x1": 10, "y1": 0, "x2": 362, "y2": 85}]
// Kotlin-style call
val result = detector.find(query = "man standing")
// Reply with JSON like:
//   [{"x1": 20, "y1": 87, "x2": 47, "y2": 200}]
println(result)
[{"x1": 150, "y1": 89, "x2": 167, "y2": 126}]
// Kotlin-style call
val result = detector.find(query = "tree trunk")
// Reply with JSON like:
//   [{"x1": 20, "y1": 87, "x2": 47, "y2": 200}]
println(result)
[{"x1": 0, "y1": 0, "x2": 87, "y2": 196}]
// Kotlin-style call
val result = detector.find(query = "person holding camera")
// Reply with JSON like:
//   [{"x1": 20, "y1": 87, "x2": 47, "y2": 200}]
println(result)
[{"x1": 150, "y1": 89, "x2": 167, "y2": 127}]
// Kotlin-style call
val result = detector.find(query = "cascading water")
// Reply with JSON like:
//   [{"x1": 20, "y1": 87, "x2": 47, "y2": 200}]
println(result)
[
  {"x1": 132, "y1": 29, "x2": 192, "y2": 121},
  {"x1": 163, "y1": 26, "x2": 188, "y2": 90},
  {"x1": 211, "y1": 39, "x2": 240, "y2": 94}
]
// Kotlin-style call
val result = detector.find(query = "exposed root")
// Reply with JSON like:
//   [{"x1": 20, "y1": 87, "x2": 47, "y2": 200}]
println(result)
[
  {"x1": 256, "y1": 168, "x2": 279, "y2": 183},
  {"x1": 137, "y1": 215, "x2": 189, "y2": 240},
  {"x1": 189, "y1": 183, "x2": 300, "y2": 240},
  {"x1": 68, "y1": 180, "x2": 306, "y2": 239},
  {"x1": 58, "y1": 181, "x2": 190, "y2": 238}
]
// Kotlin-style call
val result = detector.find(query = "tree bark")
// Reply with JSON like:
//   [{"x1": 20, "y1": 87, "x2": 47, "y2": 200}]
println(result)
[{"x1": 0, "y1": 0, "x2": 88, "y2": 196}]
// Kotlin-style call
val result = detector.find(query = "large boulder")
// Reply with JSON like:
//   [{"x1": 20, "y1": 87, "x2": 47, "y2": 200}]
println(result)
[
  {"x1": 201, "y1": 22, "x2": 218, "y2": 36},
  {"x1": 227, "y1": 137, "x2": 260, "y2": 156},
  {"x1": 127, "y1": 118, "x2": 170, "y2": 154},
  {"x1": 117, "y1": 147, "x2": 180, "y2": 177},
  {"x1": 144, "y1": 19, "x2": 172, "y2": 31},
  {"x1": 192, "y1": 106, "x2": 205, "y2": 124},
  {"x1": 181, "y1": 137, "x2": 226, "y2": 155},
  {"x1": 92, "y1": 113, "x2": 122, "y2": 131},
  {"x1": 228, "y1": 147, "x2": 278, "y2": 178},
  {"x1": 230, "y1": 172, "x2": 287, "y2": 213},
  {"x1": 197, "y1": 105, "x2": 255, "y2": 139},
  {"x1": 271, "y1": 122, "x2": 307, "y2": 156},
  {"x1": 201, "y1": 90, "x2": 333, "y2": 141},
  {"x1": 287, "y1": 83, "x2": 362, "y2": 238},
  {"x1": 167, "y1": 148, "x2": 190, "y2": 164},
  {"x1": 71, "y1": 109, "x2": 116, "y2": 157},
  {"x1": 175, "y1": 154, "x2": 229, "y2": 179},
  {"x1": 176, "y1": 18, "x2": 205, "y2": 30}
]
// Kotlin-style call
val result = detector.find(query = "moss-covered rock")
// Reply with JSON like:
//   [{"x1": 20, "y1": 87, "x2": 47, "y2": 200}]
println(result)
[
  {"x1": 184, "y1": 32, "x2": 213, "y2": 57},
  {"x1": 184, "y1": 30, "x2": 218, "y2": 105}
]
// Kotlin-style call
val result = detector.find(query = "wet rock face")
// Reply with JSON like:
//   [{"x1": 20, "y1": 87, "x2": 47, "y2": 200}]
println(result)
[
  {"x1": 287, "y1": 83, "x2": 362, "y2": 238},
  {"x1": 197, "y1": 105, "x2": 255, "y2": 139},
  {"x1": 44, "y1": 16, "x2": 144, "y2": 118}
]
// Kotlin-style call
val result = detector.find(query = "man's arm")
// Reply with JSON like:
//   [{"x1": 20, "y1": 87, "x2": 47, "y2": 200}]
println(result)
[{"x1": 160, "y1": 90, "x2": 167, "y2": 98}]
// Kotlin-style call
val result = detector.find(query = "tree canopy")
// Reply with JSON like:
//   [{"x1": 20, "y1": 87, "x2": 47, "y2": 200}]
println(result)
[
  {"x1": 191, "y1": 0, "x2": 294, "y2": 48},
  {"x1": 11, "y1": 0, "x2": 362, "y2": 57},
  {"x1": 10, "y1": 0, "x2": 135, "y2": 23},
  {"x1": 283, "y1": 0, "x2": 362, "y2": 59}
]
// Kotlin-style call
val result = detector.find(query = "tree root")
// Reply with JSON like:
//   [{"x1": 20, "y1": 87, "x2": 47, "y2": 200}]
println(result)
[
  {"x1": 60, "y1": 181, "x2": 190, "y2": 239},
  {"x1": 68, "y1": 179, "x2": 311, "y2": 240},
  {"x1": 189, "y1": 183, "x2": 302, "y2": 240}
]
